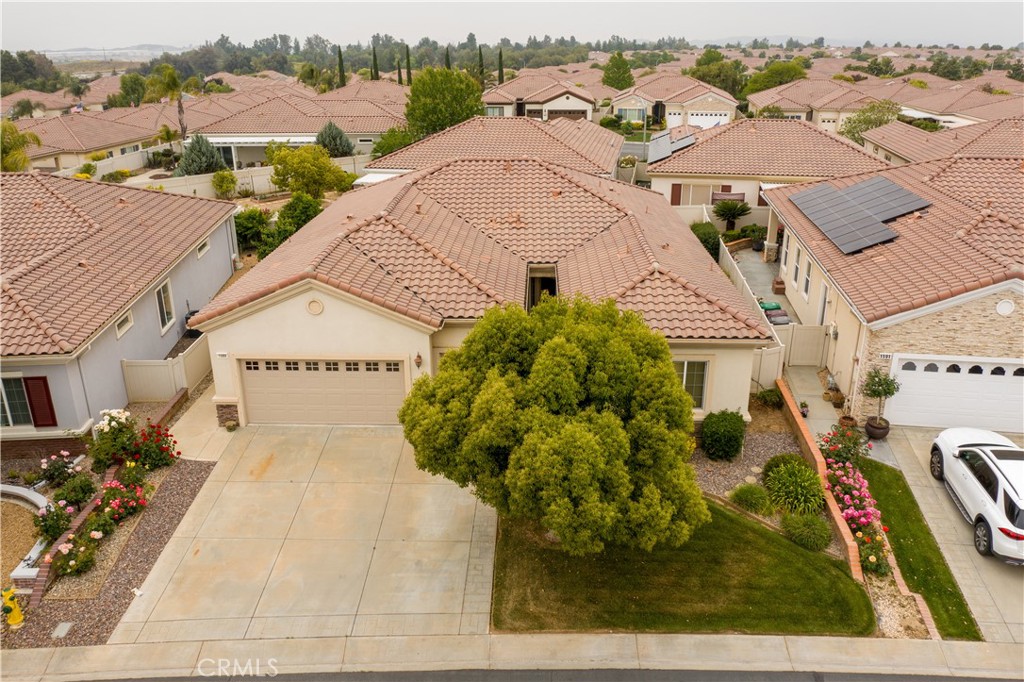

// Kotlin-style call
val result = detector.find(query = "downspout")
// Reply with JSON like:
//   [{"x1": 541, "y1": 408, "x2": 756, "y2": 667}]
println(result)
[
  {"x1": 75, "y1": 353, "x2": 94, "y2": 427},
  {"x1": 850, "y1": 320, "x2": 870, "y2": 417}
]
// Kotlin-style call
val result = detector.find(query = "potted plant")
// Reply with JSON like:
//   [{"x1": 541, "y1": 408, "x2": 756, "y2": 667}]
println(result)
[
  {"x1": 742, "y1": 224, "x2": 768, "y2": 251},
  {"x1": 861, "y1": 367, "x2": 901, "y2": 439},
  {"x1": 799, "y1": 401, "x2": 809, "y2": 418}
]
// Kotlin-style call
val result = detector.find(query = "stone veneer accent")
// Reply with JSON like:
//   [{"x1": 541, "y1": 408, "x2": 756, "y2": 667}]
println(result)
[
  {"x1": 216, "y1": 403, "x2": 239, "y2": 426},
  {"x1": 852, "y1": 290, "x2": 1024, "y2": 421}
]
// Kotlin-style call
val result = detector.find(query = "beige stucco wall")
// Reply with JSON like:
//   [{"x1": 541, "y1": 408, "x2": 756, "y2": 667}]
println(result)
[
  {"x1": 202, "y1": 281, "x2": 434, "y2": 425},
  {"x1": 541, "y1": 94, "x2": 594, "y2": 120},
  {"x1": 665, "y1": 98, "x2": 737, "y2": 118},
  {"x1": 853, "y1": 288, "x2": 1024, "y2": 420},
  {"x1": 670, "y1": 343, "x2": 758, "y2": 421},
  {"x1": 484, "y1": 104, "x2": 514, "y2": 117},
  {"x1": 651, "y1": 174, "x2": 818, "y2": 231},
  {"x1": 866, "y1": 141, "x2": 910, "y2": 166},
  {"x1": 29, "y1": 139, "x2": 150, "y2": 171}
]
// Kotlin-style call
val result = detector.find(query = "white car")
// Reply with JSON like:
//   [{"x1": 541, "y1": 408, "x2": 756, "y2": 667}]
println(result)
[{"x1": 931, "y1": 428, "x2": 1024, "y2": 564}]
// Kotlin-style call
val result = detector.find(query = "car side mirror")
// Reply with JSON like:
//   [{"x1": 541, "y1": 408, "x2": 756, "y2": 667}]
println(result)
[{"x1": 952, "y1": 450, "x2": 962, "y2": 459}]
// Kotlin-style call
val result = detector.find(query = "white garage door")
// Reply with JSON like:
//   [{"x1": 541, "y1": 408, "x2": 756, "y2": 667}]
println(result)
[
  {"x1": 687, "y1": 112, "x2": 731, "y2": 129},
  {"x1": 242, "y1": 359, "x2": 406, "y2": 425},
  {"x1": 666, "y1": 111, "x2": 684, "y2": 129},
  {"x1": 886, "y1": 355, "x2": 1024, "y2": 431}
]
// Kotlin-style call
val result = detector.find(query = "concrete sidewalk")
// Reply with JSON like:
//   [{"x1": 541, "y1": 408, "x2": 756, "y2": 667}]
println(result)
[
  {"x1": 2, "y1": 633, "x2": 1021, "y2": 680},
  {"x1": 171, "y1": 384, "x2": 233, "y2": 462}
]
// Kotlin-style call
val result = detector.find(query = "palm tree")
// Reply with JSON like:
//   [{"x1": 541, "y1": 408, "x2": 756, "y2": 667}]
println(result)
[
  {"x1": 145, "y1": 64, "x2": 188, "y2": 144},
  {"x1": 64, "y1": 80, "x2": 91, "y2": 103},
  {"x1": 11, "y1": 98, "x2": 44, "y2": 119},
  {"x1": 712, "y1": 200, "x2": 752, "y2": 230},
  {"x1": 1, "y1": 119, "x2": 42, "y2": 172},
  {"x1": 153, "y1": 123, "x2": 181, "y2": 155}
]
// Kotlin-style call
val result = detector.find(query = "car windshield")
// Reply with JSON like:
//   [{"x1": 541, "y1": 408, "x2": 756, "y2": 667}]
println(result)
[
  {"x1": 991, "y1": 448, "x2": 1024, "y2": 461},
  {"x1": 1006, "y1": 496, "x2": 1024, "y2": 530}
]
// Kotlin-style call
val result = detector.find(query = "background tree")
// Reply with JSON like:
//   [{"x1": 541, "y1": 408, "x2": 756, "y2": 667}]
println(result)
[
  {"x1": 11, "y1": 98, "x2": 44, "y2": 119},
  {"x1": 152, "y1": 123, "x2": 181, "y2": 154},
  {"x1": 686, "y1": 59, "x2": 748, "y2": 98},
  {"x1": 741, "y1": 61, "x2": 806, "y2": 96},
  {"x1": 173, "y1": 134, "x2": 226, "y2": 176},
  {"x1": 1, "y1": 119, "x2": 41, "y2": 172},
  {"x1": 477, "y1": 46, "x2": 486, "y2": 86},
  {"x1": 337, "y1": 47, "x2": 346, "y2": 87},
  {"x1": 602, "y1": 51, "x2": 634, "y2": 89},
  {"x1": 405, "y1": 67, "x2": 483, "y2": 138},
  {"x1": 371, "y1": 126, "x2": 416, "y2": 158},
  {"x1": 444, "y1": 47, "x2": 451, "y2": 69},
  {"x1": 371, "y1": 45, "x2": 380, "y2": 80},
  {"x1": 498, "y1": 48, "x2": 504, "y2": 84},
  {"x1": 315, "y1": 121, "x2": 354, "y2": 157},
  {"x1": 64, "y1": 80, "x2": 90, "y2": 102},
  {"x1": 266, "y1": 142, "x2": 356, "y2": 198},
  {"x1": 712, "y1": 200, "x2": 751, "y2": 230},
  {"x1": 399, "y1": 297, "x2": 710, "y2": 556},
  {"x1": 754, "y1": 105, "x2": 788, "y2": 118},
  {"x1": 234, "y1": 206, "x2": 270, "y2": 250},
  {"x1": 258, "y1": 192, "x2": 323, "y2": 259},
  {"x1": 396, "y1": 58, "x2": 404, "y2": 85},
  {"x1": 120, "y1": 73, "x2": 146, "y2": 106},
  {"x1": 839, "y1": 99, "x2": 901, "y2": 145},
  {"x1": 405, "y1": 44, "x2": 413, "y2": 85},
  {"x1": 144, "y1": 64, "x2": 188, "y2": 144},
  {"x1": 695, "y1": 48, "x2": 725, "y2": 67}
]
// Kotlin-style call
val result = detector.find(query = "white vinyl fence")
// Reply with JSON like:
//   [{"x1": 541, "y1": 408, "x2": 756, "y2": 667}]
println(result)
[
  {"x1": 53, "y1": 144, "x2": 176, "y2": 178},
  {"x1": 122, "y1": 334, "x2": 211, "y2": 402}
]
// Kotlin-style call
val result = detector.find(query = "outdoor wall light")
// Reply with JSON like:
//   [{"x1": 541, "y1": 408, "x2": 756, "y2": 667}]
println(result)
[{"x1": 414, "y1": 352, "x2": 423, "y2": 368}]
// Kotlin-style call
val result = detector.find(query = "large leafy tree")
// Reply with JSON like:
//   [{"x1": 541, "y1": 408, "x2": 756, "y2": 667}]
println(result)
[
  {"x1": 687, "y1": 60, "x2": 748, "y2": 98},
  {"x1": 405, "y1": 67, "x2": 483, "y2": 138},
  {"x1": 602, "y1": 51, "x2": 634, "y2": 90},
  {"x1": 1, "y1": 119, "x2": 41, "y2": 172},
  {"x1": 741, "y1": 61, "x2": 807, "y2": 97},
  {"x1": 839, "y1": 99, "x2": 901, "y2": 145},
  {"x1": 315, "y1": 121, "x2": 355, "y2": 157},
  {"x1": 399, "y1": 297, "x2": 711, "y2": 556},
  {"x1": 266, "y1": 142, "x2": 355, "y2": 198},
  {"x1": 173, "y1": 133, "x2": 226, "y2": 176},
  {"x1": 371, "y1": 126, "x2": 416, "y2": 159}
]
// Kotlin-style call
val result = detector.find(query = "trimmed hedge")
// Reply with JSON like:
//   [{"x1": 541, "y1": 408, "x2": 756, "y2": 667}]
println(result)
[
  {"x1": 701, "y1": 409, "x2": 745, "y2": 461},
  {"x1": 690, "y1": 221, "x2": 720, "y2": 260},
  {"x1": 754, "y1": 387, "x2": 783, "y2": 409}
]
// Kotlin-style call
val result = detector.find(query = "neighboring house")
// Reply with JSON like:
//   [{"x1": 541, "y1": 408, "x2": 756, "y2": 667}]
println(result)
[
  {"x1": 894, "y1": 88, "x2": 1024, "y2": 127},
  {"x1": 195, "y1": 95, "x2": 405, "y2": 164},
  {"x1": 314, "y1": 79, "x2": 409, "y2": 108},
  {"x1": 611, "y1": 73, "x2": 738, "y2": 129},
  {"x1": 746, "y1": 79, "x2": 878, "y2": 132},
  {"x1": 0, "y1": 75, "x2": 122, "y2": 119},
  {"x1": 483, "y1": 74, "x2": 596, "y2": 121},
  {"x1": 190, "y1": 158, "x2": 772, "y2": 428},
  {"x1": 515, "y1": 65, "x2": 621, "y2": 105},
  {"x1": 646, "y1": 119, "x2": 888, "y2": 228},
  {"x1": 762, "y1": 154, "x2": 1023, "y2": 432},
  {"x1": 860, "y1": 117, "x2": 1024, "y2": 165},
  {"x1": 15, "y1": 113, "x2": 154, "y2": 171},
  {"x1": 362, "y1": 116, "x2": 624, "y2": 180},
  {"x1": 0, "y1": 174, "x2": 237, "y2": 454}
]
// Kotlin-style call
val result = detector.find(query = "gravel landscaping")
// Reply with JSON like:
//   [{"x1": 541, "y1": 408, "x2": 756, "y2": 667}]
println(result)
[
  {"x1": 1, "y1": 459, "x2": 214, "y2": 649},
  {"x1": 1, "y1": 502, "x2": 38, "y2": 579},
  {"x1": 691, "y1": 431, "x2": 800, "y2": 496}
]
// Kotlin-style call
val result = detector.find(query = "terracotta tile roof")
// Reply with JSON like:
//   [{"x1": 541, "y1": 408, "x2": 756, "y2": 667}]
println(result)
[
  {"x1": 196, "y1": 96, "x2": 405, "y2": 135},
  {"x1": 483, "y1": 74, "x2": 595, "y2": 105},
  {"x1": 746, "y1": 79, "x2": 850, "y2": 111},
  {"x1": 862, "y1": 118, "x2": 1024, "y2": 162},
  {"x1": 614, "y1": 73, "x2": 737, "y2": 106},
  {"x1": 16, "y1": 113, "x2": 153, "y2": 158},
  {"x1": 193, "y1": 159, "x2": 770, "y2": 341},
  {"x1": 901, "y1": 88, "x2": 1022, "y2": 116},
  {"x1": 314, "y1": 80, "x2": 409, "y2": 104},
  {"x1": 648, "y1": 119, "x2": 888, "y2": 177},
  {"x1": 763, "y1": 156, "x2": 1023, "y2": 324},
  {"x1": 365, "y1": 116, "x2": 622, "y2": 175},
  {"x1": 955, "y1": 96, "x2": 1024, "y2": 122},
  {"x1": 1, "y1": 174, "x2": 236, "y2": 356},
  {"x1": 94, "y1": 100, "x2": 225, "y2": 134}
]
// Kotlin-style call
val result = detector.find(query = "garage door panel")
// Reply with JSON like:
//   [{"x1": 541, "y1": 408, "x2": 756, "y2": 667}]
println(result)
[
  {"x1": 886, "y1": 356, "x2": 1023, "y2": 431},
  {"x1": 243, "y1": 359, "x2": 406, "y2": 425}
]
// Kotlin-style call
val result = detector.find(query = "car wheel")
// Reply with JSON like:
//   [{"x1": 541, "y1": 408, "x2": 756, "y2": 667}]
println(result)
[
  {"x1": 974, "y1": 519, "x2": 993, "y2": 556},
  {"x1": 929, "y1": 448, "x2": 944, "y2": 480}
]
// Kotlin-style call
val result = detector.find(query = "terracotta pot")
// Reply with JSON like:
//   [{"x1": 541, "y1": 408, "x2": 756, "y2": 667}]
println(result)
[
  {"x1": 864, "y1": 417, "x2": 890, "y2": 440},
  {"x1": 838, "y1": 415, "x2": 858, "y2": 429}
]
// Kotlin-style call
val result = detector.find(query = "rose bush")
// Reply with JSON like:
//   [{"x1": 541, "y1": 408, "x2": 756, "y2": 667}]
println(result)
[
  {"x1": 855, "y1": 529, "x2": 891, "y2": 575},
  {"x1": 40, "y1": 450, "x2": 79, "y2": 486},
  {"x1": 33, "y1": 500, "x2": 76, "y2": 541},
  {"x1": 99, "y1": 480, "x2": 149, "y2": 523},
  {"x1": 89, "y1": 409, "x2": 138, "y2": 472},
  {"x1": 817, "y1": 425, "x2": 872, "y2": 466},
  {"x1": 133, "y1": 420, "x2": 181, "y2": 469},
  {"x1": 825, "y1": 457, "x2": 881, "y2": 530}
]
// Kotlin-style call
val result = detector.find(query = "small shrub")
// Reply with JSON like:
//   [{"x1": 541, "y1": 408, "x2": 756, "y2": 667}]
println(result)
[
  {"x1": 88, "y1": 151, "x2": 109, "y2": 162},
  {"x1": 234, "y1": 207, "x2": 271, "y2": 250},
  {"x1": 50, "y1": 536, "x2": 98, "y2": 576},
  {"x1": 618, "y1": 154, "x2": 637, "y2": 168},
  {"x1": 99, "y1": 169, "x2": 131, "y2": 184},
  {"x1": 117, "y1": 460, "x2": 147, "y2": 486},
  {"x1": 81, "y1": 511, "x2": 116, "y2": 538},
  {"x1": 766, "y1": 462, "x2": 824, "y2": 515},
  {"x1": 690, "y1": 221, "x2": 720, "y2": 260},
  {"x1": 729, "y1": 483, "x2": 772, "y2": 515},
  {"x1": 825, "y1": 458, "x2": 881, "y2": 531},
  {"x1": 78, "y1": 163, "x2": 97, "y2": 177},
  {"x1": 73, "y1": 173, "x2": 92, "y2": 180},
  {"x1": 619, "y1": 121, "x2": 634, "y2": 135},
  {"x1": 40, "y1": 450, "x2": 78, "y2": 487},
  {"x1": 89, "y1": 409, "x2": 138, "y2": 473},
  {"x1": 211, "y1": 169, "x2": 237, "y2": 199},
  {"x1": 754, "y1": 387, "x2": 783, "y2": 409},
  {"x1": 631, "y1": 120, "x2": 644, "y2": 130},
  {"x1": 740, "y1": 224, "x2": 767, "y2": 240},
  {"x1": 133, "y1": 421, "x2": 180, "y2": 469},
  {"x1": 781, "y1": 513, "x2": 832, "y2": 551},
  {"x1": 701, "y1": 409, "x2": 746, "y2": 461},
  {"x1": 54, "y1": 473, "x2": 97, "y2": 507},
  {"x1": 276, "y1": 192, "x2": 322, "y2": 232},
  {"x1": 721, "y1": 229, "x2": 742, "y2": 242},
  {"x1": 817, "y1": 425, "x2": 871, "y2": 466},
  {"x1": 599, "y1": 98, "x2": 611, "y2": 107},
  {"x1": 34, "y1": 501, "x2": 76, "y2": 542},
  {"x1": 22, "y1": 471, "x2": 41, "y2": 486},
  {"x1": 763, "y1": 453, "x2": 811, "y2": 482}
]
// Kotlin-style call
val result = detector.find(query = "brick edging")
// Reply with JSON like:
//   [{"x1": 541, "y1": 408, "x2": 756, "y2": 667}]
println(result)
[
  {"x1": 776, "y1": 378, "x2": 864, "y2": 583},
  {"x1": 152, "y1": 388, "x2": 188, "y2": 427}
]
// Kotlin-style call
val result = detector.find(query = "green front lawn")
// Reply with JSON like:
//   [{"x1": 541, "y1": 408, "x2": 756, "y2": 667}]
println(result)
[
  {"x1": 623, "y1": 131, "x2": 653, "y2": 142},
  {"x1": 858, "y1": 458, "x2": 982, "y2": 640},
  {"x1": 492, "y1": 501, "x2": 875, "y2": 635}
]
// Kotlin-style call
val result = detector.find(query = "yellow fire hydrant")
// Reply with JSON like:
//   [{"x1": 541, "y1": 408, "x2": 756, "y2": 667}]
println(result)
[{"x1": 2, "y1": 587, "x2": 24, "y2": 630}]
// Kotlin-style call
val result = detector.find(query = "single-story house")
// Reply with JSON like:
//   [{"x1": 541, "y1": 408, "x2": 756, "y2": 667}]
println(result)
[
  {"x1": 611, "y1": 73, "x2": 738, "y2": 129},
  {"x1": 16, "y1": 112, "x2": 155, "y2": 171},
  {"x1": 196, "y1": 95, "x2": 405, "y2": 164},
  {"x1": 762, "y1": 154, "x2": 1023, "y2": 432},
  {"x1": 483, "y1": 74, "x2": 596, "y2": 121},
  {"x1": 190, "y1": 158, "x2": 773, "y2": 428},
  {"x1": 1, "y1": 174, "x2": 238, "y2": 455},
  {"x1": 746, "y1": 79, "x2": 878, "y2": 132},
  {"x1": 313, "y1": 79, "x2": 409, "y2": 108},
  {"x1": 362, "y1": 116, "x2": 624, "y2": 180},
  {"x1": 0, "y1": 75, "x2": 122, "y2": 119},
  {"x1": 646, "y1": 119, "x2": 889, "y2": 230},
  {"x1": 891, "y1": 88, "x2": 1024, "y2": 127},
  {"x1": 860, "y1": 117, "x2": 1023, "y2": 165}
]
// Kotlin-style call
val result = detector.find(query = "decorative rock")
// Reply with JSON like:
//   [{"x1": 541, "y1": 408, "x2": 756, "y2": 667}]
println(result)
[
  {"x1": 744, "y1": 475, "x2": 757, "y2": 484},
  {"x1": 750, "y1": 466, "x2": 763, "y2": 474}
]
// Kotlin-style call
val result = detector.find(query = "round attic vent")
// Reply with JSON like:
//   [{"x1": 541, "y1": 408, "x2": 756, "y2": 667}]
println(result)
[
  {"x1": 996, "y1": 299, "x2": 1015, "y2": 317},
  {"x1": 307, "y1": 299, "x2": 324, "y2": 316}
]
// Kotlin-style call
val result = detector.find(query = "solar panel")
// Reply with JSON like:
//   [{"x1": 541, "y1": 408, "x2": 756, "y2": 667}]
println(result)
[{"x1": 790, "y1": 177, "x2": 930, "y2": 254}]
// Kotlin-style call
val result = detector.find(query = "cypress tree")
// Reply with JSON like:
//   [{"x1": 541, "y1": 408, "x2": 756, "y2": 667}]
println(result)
[
  {"x1": 371, "y1": 45, "x2": 379, "y2": 80},
  {"x1": 397, "y1": 58, "x2": 403, "y2": 85},
  {"x1": 337, "y1": 47, "x2": 346, "y2": 87},
  {"x1": 498, "y1": 48, "x2": 504, "y2": 84},
  {"x1": 478, "y1": 46, "x2": 485, "y2": 83},
  {"x1": 405, "y1": 44, "x2": 412, "y2": 85},
  {"x1": 444, "y1": 47, "x2": 451, "y2": 69}
]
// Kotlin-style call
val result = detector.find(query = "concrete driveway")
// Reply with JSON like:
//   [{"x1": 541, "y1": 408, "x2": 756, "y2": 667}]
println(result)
[
  {"x1": 109, "y1": 426, "x2": 495, "y2": 644},
  {"x1": 886, "y1": 426, "x2": 1024, "y2": 643}
]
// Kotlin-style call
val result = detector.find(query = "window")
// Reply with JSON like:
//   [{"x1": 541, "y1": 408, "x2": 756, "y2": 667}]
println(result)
[
  {"x1": 485, "y1": 106, "x2": 505, "y2": 117},
  {"x1": 156, "y1": 281, "x2": 174, "y2": 332},
  {"x1": 285, "y1": 361, "x2": 299, "y2": 371},
  {"x1": 901, "y1": 361, "x2": 917, "y2": 371},
  {"x1": 673, "y1": 360, "x2": 707, "y2": 410},
  {"x1": 245, "y1": 361, "x2": 259, "y2": 371},
  {"x1": 265, "y1": 361, "x2": 279, "y2": 371},
  {"x1": 357, "y1": 138, "x2": 373, "y2": 144},
  {"x1": 197, "y1": 239, "x2": 210, "y2": 258},
  {"x1": 960, "y1": 450, "x2": 998, "y2": 502},
  {"x1": 968, "y1": 365, "x2": 984, "y2": 375},
  {"x1": 1, "y1": 376, "x2": 57, "y2": 428},
  {"x1": 991, "y1": 367, "x2": 1006, "y2": 376},
  {"x1": 785, "y1": 114, "x2": 802, "y2": 120},
  {"x1": 365, "y1": 362, "x2": 380, "y2": 372},
  {"x1": 385, "y1": 361, "x2": 400, "y2": 372},
  {"x1": 781, "y1": 234, "x2": 789, "y2": 269},
  {"x1": 884, "y1": 154, "x2": 892, "y2": 162},
  {"x1": 802, "y1": 262, "x2": 811, "y2": 297},
  {"x1": 617, "y1": 107, "x2": 645, "y2": 122},
  {"x1": 119, "y1": 144, "x2": 139, "y2": 155},
  {"x1": 946, "y1": 364, "x2": 961, "y2": 373},
  {"x1": 115, "y1": 312, "x2": 133, "y2": 338},
  {"x1": 305, "y1": 361, "x2": 319, "y2": 371},
  {"x1": 1015, "y1": 368, "x2": 1024, "y2": 377},
  {"x1": 527, "y1": 264, "x2": 557, "y2": 309},
  {"x1": 793, "y1": 248, "x2": 802, "y2": 284},
  {"x1": 325, "y1": 362, "x2": 339, "y2": 372},
  {"x1": 924, "y1": 363, "x2": 939, "y2": 372},
  {"x1": 345, "y1": 362, "x2": 359, "y2": 372}
]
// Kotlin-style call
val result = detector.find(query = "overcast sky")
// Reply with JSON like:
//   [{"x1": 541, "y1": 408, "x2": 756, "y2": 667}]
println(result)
[{"x1": 3, "y1": 1, "x2": 1022, "y2": 53}]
